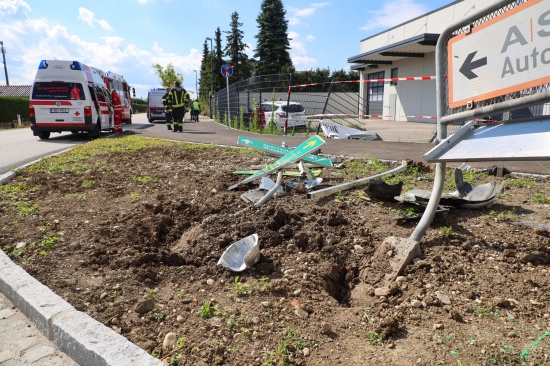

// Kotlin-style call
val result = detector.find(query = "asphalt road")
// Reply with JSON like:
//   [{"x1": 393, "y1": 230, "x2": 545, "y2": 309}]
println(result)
[{"x1": 0, "y1": 122, "x2": 145, "y2": 175}]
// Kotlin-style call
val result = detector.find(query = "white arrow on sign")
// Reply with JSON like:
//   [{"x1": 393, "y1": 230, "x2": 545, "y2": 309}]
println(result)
[{"x1": 448, "y1": 0, "x2": 550, "y2": 108}]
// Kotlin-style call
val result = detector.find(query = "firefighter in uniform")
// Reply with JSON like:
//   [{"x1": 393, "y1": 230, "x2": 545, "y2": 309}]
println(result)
[
  {"x1": 192, "y1": 100, "x2": 200, "y2": 122},
  {"x1": 170, "y1": 81, "x2": 190, "y2": 133},
  {"x1": 162, "y1": 87, "x2": 173, "y2": 130}
]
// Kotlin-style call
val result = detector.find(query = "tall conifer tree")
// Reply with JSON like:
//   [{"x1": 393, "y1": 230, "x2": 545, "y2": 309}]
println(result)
[
  {"x1": 224, "y1": 12, "x2": 251, "y2": 82},
  {"x1": 254, "y1": 0, "x2": 293, "y2": 75}
]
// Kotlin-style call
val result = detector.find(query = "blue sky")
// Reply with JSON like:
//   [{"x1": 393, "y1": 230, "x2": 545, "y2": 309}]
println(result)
[{"x1": 0, "y1": 0, "x2": 451, "y2": 99}]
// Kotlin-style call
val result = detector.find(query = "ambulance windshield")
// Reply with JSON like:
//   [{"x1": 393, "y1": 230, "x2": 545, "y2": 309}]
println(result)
[{"x1": 32, "y1": 82, "x2": 86, "y2": 100}]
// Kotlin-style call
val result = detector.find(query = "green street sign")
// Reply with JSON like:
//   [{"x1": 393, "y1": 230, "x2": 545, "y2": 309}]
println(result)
[
  {"x1": 229, "y1": 135, "x2": 326, "y2": 190},
  {"x1": 237, "y1": 136, "x2": 333, "y2": 167}
]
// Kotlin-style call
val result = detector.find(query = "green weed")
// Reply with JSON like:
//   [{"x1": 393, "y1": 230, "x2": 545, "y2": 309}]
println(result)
[
  {"x1": 197, "y1": 300, "x2": 218, "y2": 319},
  {"x1": 234, "y1": 276, "x2": 253, "y2": 296},
  {"x1": 440, "y1": 226, "x2": 454, "y2": 236},
  {"x1": 365, "y1": 331, "x2": 383, "y2": 345},
  {"x1": 130, "y1": 193, "x2": 141, "y2": 203},
  {"x1": 151, "y1": 308, "x2": 166, "y2": 321},
  {"x1": 81, "y1": 179, "x2": 95, "y2": 188},
  {"x1": 489, "y1": 209, "x2": 519, "y2": 222},
  {"x1": 134, "y1": 175, "x2": 152, "y2": 184}
]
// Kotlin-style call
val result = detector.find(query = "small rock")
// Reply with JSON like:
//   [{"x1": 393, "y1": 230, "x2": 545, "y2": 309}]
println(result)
[
  {"x1": 449, "y1": 310, "x2": 464, "y2": 322},
  {"x1": 135, "y1": 298, "x2": 155, "y2": 314},
  {"x1": 251, "y1": 317, "x2": 261, "y2": 325},
  {"x1": 433, "y1": 323, "x2": 444, "y2": 330},
  {"x1": 287, "y1": 244, "x2": 298, "y2": 251},
  {"x1": 293, "y1": 289, "x2": 302, "y2": 296},
  {"x1": 112, "y1": 225, "x2": 120, "y2": 230},
  {"x1": 233, "y1": 333, "x2": 245, "y2": 342},
  {"x1": 395, "y1": 276, "x2": 406, "y2": 283},
  {"x1": 354, "y1": 245, "x2": 365, "y2": 253},
  {"x1": 206, "y1": 279, "x2": 215, "y2": 286},
  {"x1": 99, "y1": 292, "x2": 108, "y2": 300},
  {"x1": 176, "y1": 315, "x2": 184, "y2": 322},
  {"x1": 294, "y1": 308, "x2": 309, "y2": 318},
  {"x1": 260, "y1": 301, "x2": 271, "y2": 308},
  {"x1": 374, "y1": 287, "x2": 390, "y2": 297},
  {"x1": 16, "y1": 242, "x2": 27, "y2": 249},
  {"x1": 435, "y1": 291, "x2": 451, "y2": 305},
  {"x1": 112, "y1": 326, "x2": 121, "y2": 334},
  {"x1": 411, "y1": 299, "x2": 423, "y2": 308},
  {"x1": 302, "y1": 348, "x2": 310, "y2": 357},
  {"x1": 320, "y1": 322, "x2": 332, "y2": 334},
  {"x1": 163, "y1": 333, "x2": 177, "y2": 348}
]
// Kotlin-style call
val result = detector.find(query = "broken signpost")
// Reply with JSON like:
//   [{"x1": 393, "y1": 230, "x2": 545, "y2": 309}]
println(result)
[{"x1": 229, "y1": 135, "x2": 326, "y2": 190}]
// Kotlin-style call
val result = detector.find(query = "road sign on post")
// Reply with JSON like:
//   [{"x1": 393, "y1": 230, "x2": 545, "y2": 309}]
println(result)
[
  {"x1": 448, "y1": 0, "x2": 550, "y2": 108},
  {"x1": 221, "y1": 64, "x2": 233, "y2": 78},
  {"x1": 221, "y1": 64, "x2": 233, "y2": 126}
]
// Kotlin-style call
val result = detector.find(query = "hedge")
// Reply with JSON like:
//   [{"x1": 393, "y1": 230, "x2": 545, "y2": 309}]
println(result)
[{"x1": 0, "y1": 97, "x2": 30, "y2": 123}]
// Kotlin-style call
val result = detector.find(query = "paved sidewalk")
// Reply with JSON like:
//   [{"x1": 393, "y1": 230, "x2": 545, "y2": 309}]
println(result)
[
  {"x1": 0, "y1": 292, "x2": 77, "y2": 366},
  {"x1": 136, "y1": 116, "x2": 550, "y2": 176}
]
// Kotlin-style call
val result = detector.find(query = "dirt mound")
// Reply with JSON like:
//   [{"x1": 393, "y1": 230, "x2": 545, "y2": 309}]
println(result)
[{"x1": 1, "y1": 137, "x2": 549, "y2": 365}]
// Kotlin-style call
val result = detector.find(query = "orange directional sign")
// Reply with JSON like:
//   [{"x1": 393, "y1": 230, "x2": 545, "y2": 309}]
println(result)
[{"x1": 448, "y1": 0, "x2": 550, "y2": 108}]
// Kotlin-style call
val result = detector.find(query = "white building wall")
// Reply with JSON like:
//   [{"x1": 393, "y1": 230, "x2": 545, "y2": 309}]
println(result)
[
  {"x1": 381, "y1": 53, "x2": 437, "y2": 122},
  {"x1": 358, "y1": 0, "x2": 503, "y2": 123}
]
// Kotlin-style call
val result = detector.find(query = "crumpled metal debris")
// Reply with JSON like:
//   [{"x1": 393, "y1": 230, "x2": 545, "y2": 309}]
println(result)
[{"x1": 217, "y1": 233, "x2": 260, "y2": 272}]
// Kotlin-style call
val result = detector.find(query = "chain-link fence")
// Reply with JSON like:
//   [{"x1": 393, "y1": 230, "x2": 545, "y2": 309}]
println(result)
[{"x1": 210, "y1": 73, "x2": 367, "y2": 134}]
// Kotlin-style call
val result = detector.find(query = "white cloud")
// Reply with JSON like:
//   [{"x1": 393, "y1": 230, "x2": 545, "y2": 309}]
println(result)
[
  {"x1": 0, "y1": 1, "x2": 205, "y2": 96},
  {"x1": 78, "y1": 7, "x2": 113, "y2": 32},
  {"x1": 360, "y1": 0, "x2": 428, "y2": 31},
  {"x1": 0, "y1": 0, "x2": 30, "y2": 17},
  {"x1": 97, "y1": 19, "x2": 114, "y2": 32},
  {"x1": 288, "y1": 31, "x2": 316, "y2": 70},
  {"x1": 78, "y1": 8, "x2": 95, "y2": 27},
  {"x1": 288, "y1": 2, "x2": 330, "y2": 26}
]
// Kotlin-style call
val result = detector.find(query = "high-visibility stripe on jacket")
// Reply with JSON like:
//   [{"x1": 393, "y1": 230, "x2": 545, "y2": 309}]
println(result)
[
  {"x1": 193, "y1": 101, "x2": 200, "y2": 110},
  {"x1": 162, "y1": 93, "x2": 173, "y2": 112},
  {"x1": 171, "y1": 87, "x2": 189, "y2": 108}
]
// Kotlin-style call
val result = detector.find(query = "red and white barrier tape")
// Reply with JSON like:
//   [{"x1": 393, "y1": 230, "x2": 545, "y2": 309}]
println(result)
[
  {"x1": 403, "y1": 115, "x2": 438, "y2": 119},
  {"x1": 307, "y1": 113, "x2": 393, "y2": 119},
  {"x1": 291, "y1": 76, "x2": 435, "y2": 88}
]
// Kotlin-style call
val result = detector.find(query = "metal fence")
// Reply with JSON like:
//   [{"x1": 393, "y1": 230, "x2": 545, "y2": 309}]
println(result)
[{"x1": 210, "y1": 73, "x2": 368, "y2": 132}]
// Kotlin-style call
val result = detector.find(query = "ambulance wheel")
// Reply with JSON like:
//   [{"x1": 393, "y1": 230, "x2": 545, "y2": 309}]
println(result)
[
  {"x1": 148, "y1": 118, "x2": 154, "y2": 123},
  {"x1": 125, "y1": 116, "x2": 132, "y2": 125},
  {"x1": 38, "y1": 132, "x2": 50, "y2": 140},
  {"x1": 88, "y1": 123, "x2": 100, "y2": 138}
]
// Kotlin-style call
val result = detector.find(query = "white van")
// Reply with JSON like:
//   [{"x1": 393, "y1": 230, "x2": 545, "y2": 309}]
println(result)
[
  {"x1": 29, "y1": 60, "x2": 114, "y2": 140},
  {"x1": 147, "y1": 88, "x2": 166, "y2": 123}
]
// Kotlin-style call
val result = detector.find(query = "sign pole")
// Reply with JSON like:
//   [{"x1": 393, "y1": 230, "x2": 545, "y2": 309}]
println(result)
[
  {"x1": 226, "y1": 75, "x2": 230, "y2": 127},
  {"x1": 221, "y1": 64, "x2": 234, "y2": 127}
]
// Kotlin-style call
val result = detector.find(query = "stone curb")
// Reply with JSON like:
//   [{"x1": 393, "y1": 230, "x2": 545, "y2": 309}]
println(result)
[{"x1": 0, "y1": 250, "x2": 163, "y2": 366}]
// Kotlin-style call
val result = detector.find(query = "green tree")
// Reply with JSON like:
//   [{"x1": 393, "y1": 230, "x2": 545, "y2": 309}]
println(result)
[
  {"x1": 152, "y1": 63, "x2": 183, "y2": 87},
  {"x1": 199, "y1": 41, "x2": 213, "y2": 116},
  {"x1": 213, "y1": 27, "x2": 225, "y2": 92},
  {"x1": 224, "y1": 12, "x2": 251, "y2": 83},
  {"x1": 254, "y1": 0, "x2": 293, "y2": 75},
  {"x1": 199, "y1": 41, "x2": 212, "y2": 98}
]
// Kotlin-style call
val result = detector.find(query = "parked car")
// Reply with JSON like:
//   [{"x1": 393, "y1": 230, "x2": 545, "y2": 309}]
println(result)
[{"x1": 261, "y1": 101, "x2": 307, "y2": 128}]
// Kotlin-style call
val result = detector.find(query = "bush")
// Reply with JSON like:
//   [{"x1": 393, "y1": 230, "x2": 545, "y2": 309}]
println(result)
[
  {"x1": 131, "y1": 98, "x2": 147, "y2": 114},
  {"x1": 0, "y1": 97, "x2": 29, "y2": 123}
]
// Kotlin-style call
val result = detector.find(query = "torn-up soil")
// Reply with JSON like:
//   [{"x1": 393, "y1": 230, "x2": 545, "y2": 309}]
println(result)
[{"x1": 1, "y1": 134, "x2": 550, "y2": 365}]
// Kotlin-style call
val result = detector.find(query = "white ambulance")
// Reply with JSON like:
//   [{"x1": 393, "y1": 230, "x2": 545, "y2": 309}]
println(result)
[
  {"x1": 29, "y1": 60, "x2": 114, "y2": 140},
  {"x1": 147, "y1": 88, "x2": 166, "y2": 123}
]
